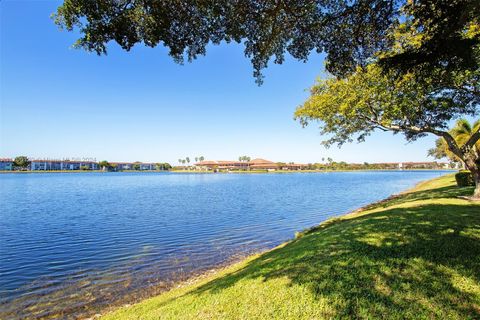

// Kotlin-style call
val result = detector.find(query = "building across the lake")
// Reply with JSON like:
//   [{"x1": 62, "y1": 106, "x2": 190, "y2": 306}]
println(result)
[
  {"x1": 194, "y1": 159, "x2": 453, "y2": 171},
  {"x1": 375, "y1": 162, "x2": 451, "y2": 170},
  {"x1": 110, "y1": 162, "x2": 134, "y2": 171},
  {"x1": 194, "y1": 158, "x2": 308, "y2": 171},
  {"x1": 138, "y1": 163, "x2": 157, "y2": 171},
  {"x1": 0, "y1": 158, "x2": 160, "y2": 171},
  {"x1": 30, "y1": 160, "x2": 100, "y2": 171},
  {"x1": 0, "y1": 158, "x2": 13, "y2": 171},
  {"x1": 110, "y1": 162, "x2": 157, "y2": 171},
  {"x1": 399, "y1": 162, "x2": 452, "y2": 169}
]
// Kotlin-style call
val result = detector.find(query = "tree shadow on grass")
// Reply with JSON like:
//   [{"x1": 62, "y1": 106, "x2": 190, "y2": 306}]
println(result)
[{"x1": 189, "y1": 201, "x2": 480, "y2": 318}]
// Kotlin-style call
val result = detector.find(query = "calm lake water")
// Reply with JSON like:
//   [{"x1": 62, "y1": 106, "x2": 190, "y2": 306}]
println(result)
[{"x1": 0, "y1": 171, "x2": 450, "y2": 319}]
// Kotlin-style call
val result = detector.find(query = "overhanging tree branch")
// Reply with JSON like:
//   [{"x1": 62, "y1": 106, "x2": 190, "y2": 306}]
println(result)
[
  {"x1": 423, "y1": 127, "x2": 464, "y2": 160},
  {"x1": 365, "y1": 115, "x2": 466, "y2": 159}
]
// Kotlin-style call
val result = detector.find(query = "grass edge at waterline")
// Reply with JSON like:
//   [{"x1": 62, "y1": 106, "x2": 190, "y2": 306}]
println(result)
[{"x1": 102, "y1": 174, "x2": 480, "y2": 320}]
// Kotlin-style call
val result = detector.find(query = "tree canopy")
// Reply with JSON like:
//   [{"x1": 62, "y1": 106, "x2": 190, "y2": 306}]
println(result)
[
  {"x1": 54, "y1": 0, "x2": 479, "y2": 82},
  {"x1": 294, "y1": 57, "x2": 480, "y2": 197},
  {"x1": 98, "y1": 160, "x2": 110, "y2": 167},
  {"x1": 295, "y1": 64, "x2": 479, "y2": 145},
  {"x1": 13, "y1": 156, "x2": 30, "y2": 169},
  {"x1": 156, "y1": 162, "x2": 172, "y2": 170}
]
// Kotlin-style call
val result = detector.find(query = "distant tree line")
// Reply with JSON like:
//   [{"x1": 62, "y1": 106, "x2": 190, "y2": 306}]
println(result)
[{"x1": 303, "y1": 161, "x2": 450, "y2": 171}]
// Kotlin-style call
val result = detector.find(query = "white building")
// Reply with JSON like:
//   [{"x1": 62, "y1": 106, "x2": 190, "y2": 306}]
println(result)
[{"x1": 30, "y1": 160, "x2": 99, "y2": 171}]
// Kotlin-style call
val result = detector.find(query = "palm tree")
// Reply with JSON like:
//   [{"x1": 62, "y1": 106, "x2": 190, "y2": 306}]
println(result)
[
  {"x1": 429, "y1": 118, "x2": 480, "y2": 198},
  {"x1": 195, "y1": 157, "x2": 198, "y2": 163},
  {"x1": 451, "y1": 119, "x2": 480, "y2": 150},
  {"x1": 429, "y1": 119, "x2": 480, "y2": 167},
  {"x1": 199, "y1": 156, "x2": 204, "y2": 162}
]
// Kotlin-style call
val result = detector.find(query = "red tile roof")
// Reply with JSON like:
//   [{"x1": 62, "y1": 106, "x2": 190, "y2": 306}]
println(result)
[
  {"x1": 195, "y1": 160, "x2": 218, "y2": 166},
  {"x1": 249, "y1": 158, "x2": 274, "y2": 165}
]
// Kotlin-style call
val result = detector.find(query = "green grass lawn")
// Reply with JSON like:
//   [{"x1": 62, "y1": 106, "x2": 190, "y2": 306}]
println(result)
[{"x1": 103, "y1": 174, "x2": 480, "y2": 320}]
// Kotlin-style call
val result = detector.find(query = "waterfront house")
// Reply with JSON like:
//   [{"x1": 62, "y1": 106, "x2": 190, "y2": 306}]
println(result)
[
  {"x1": 110, "y1": 162, "x2": 157, "y2": 171},
  {"x1": 139, "y1": 163, "x2": 156, "y2": 170},
  {"x1": 217, "y1": 160, "x2": 250, "y2": 170},
  {"x1": 248, "y1": 158, "x2": 279, "y2": 170},
  {"x1": 30, "y1": 160, "x2": 99, "y2": 171},
  {"x1": 372, "y1": 162, "x2": 448, "y2": 170},
  {"x1": 280, "y1": 163, "x2": 309, "y2": 170},
  {"x1": 2, "y1": 158, "x2": 163, "y2": 171},
  {"x1": 0, "y1": 158, "x2": 13, "y2": 171},
  {"x1": 401, "y1": 162, "x2": 448, "y2": 169},
  {"x1": 193, "y1": 160, "x2": 219, "y2": 170},
  {"x1": 110, "y1": 162, "x2": 133, "y2": 171},
  {"x1": 194, "y1": 160, "x2": 248, "y2": 170},
  {"x1": 194, "y1": 158, "x2": 307, "y2": 171}
]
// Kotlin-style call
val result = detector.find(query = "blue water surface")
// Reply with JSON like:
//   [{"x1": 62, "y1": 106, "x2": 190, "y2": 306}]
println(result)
[{"x1": 0, "y1": 170, "x2": 451, "y2": 319}]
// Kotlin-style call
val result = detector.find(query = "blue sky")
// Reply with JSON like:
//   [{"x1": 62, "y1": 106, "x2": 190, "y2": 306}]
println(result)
[{"x1": 1, "y1": 1, "x2": 440, "y2": 165}]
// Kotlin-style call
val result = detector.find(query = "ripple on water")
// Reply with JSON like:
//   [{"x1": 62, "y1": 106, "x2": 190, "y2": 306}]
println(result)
[{"x1": 0, "y1": 171, "x2": 450, "y2": 319}]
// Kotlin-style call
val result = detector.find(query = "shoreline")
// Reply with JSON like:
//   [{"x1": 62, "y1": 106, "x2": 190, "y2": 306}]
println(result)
[
  {"x1": 94, "y1": 173, "x2": 454, "y2": 320},
  {"x1": 99, "y1": 172, "x2": 479, "y2": 319},
  {"x1": 0, "y1": 168, "x2": 455, "y2": 175},
  {"x1": 173, "y1": 168, "x2": 455, "y2": 174},
  {"x1": 81, "y1": 252, "x2": 266, "y2": 320}
]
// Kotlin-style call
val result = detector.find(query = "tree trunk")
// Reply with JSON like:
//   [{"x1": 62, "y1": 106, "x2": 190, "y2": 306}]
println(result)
[
  {"x1": 464, "y1": 157, "x2": 480, "y2": 200},
  {"x1": 472, "y1": 169, "x2": 480, "y2": 200}
]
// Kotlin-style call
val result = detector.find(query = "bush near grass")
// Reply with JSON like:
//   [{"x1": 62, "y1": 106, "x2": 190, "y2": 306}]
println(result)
[{"x1": 455, "y1": 170, "x2": 475, "y2": 187}]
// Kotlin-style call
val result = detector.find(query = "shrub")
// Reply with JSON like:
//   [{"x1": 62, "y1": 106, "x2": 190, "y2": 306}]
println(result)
[{"x1": 455, "y1": 171, "x2": 475, "y2": 187}]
